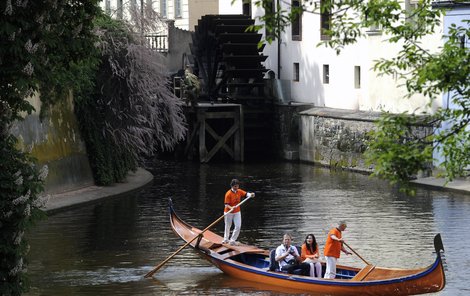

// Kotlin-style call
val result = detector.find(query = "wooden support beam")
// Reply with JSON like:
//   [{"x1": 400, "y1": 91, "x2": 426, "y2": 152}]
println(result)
[
  {"x1": 239, "y1": 106, "x2": 244, "y2": 162},
  {"x1": 204, "y1": 123, "x2": 239, "y2": 163},
  {"x1": 205, "y1": 123, "x2": 234, "y2": 158},
  {"x1": 183, "y1": 104, "x2": 244, "y2": 163},
  {"x1": 204, "y1": 112, "x2": 236, "y2": 119},
  {"x1": 184, "y1": 121, "x2": 200, "y2": 157},
  {"x1": 198, "y1": 110, "x2": 208, "y2": 162}
]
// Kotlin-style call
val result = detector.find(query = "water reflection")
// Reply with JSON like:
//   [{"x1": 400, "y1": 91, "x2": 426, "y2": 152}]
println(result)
[{"x1": 26, "y1": 159, "x2": 470, "y2": 295}]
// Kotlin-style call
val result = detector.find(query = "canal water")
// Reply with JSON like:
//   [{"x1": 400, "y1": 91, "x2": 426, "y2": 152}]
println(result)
[{"x1": 26, "y1": 159, "x2": 470, "y2": 295}]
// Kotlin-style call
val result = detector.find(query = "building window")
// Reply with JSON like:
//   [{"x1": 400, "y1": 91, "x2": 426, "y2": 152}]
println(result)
[
  {"x1": 293, "y1": 63, "x2": 300, "y2": 81},
  {"x1": 160, "y1": 0, "x2": 167, "y2": 18},
  {"x1": 264, "y1": 0, "x2": 275, "y2": 40},
  {"x1": 117, "y1": 0, "x2": 123, "y2": 19},
  {"x1": 366, "y1": 23, "x2": 382, "y2": 36},
  {"x1": 354, "y1": 66, "x2": 361, "y2": 89},
  {"x1": 174, "y1": 0, "x2": 182, "y2": 18},
  {"x1": 323, "y1": 64, "x2": 329, "y2": 84},
  {"x1": 291, "y1": 0, "x2": 302, "y2": 41},
  {"x1": 105, "y1": 0, "x2": 111, "y2": 14},
  {"x1": 243, "y1": 0, "x2": 252, "y2": 17},
  {"x1": 405, "y1": 0, "x2": 419, "y2": 27},
  {"x1": 320, "y1": 0, "x2": 331, "y2": 40},
  {"x1": 460, "y1": 34, "x2": 469, "y2": 49},
  {"x1": 130, "y1": 0, "x2": 136, "y2": 12}
]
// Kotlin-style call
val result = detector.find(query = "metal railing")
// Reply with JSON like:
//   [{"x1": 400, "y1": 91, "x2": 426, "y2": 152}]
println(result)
[{"x1": 145, "y1": 34, "x2": 168, "y2": 52}]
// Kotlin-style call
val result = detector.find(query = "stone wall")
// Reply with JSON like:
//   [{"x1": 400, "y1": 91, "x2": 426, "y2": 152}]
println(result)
[
  {"x1": 166, "y1": 20, "x2": 193, "y2": 74},
  {"x1": 11, "y1": 94, "x2": 94, "y2": 194},
  {"x1": 299, "y1": 107, "x2": 380, "y2": 173}
]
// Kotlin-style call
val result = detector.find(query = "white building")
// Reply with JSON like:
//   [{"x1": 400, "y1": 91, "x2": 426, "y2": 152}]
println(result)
[
  {"x1": 99, "y1": 0, "x2": 218, "y2": 31},
  {"x1": 220, "y1": 0, "x2": 443, "y2": 114}
]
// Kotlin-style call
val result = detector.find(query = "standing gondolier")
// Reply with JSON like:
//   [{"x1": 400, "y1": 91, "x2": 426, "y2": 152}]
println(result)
[
  {"x1": 223, "y1": 179, "x2": 255, "y2": 245},
  {"x1": 324, "y1": 221, "x2": 352, "y2": 279}
]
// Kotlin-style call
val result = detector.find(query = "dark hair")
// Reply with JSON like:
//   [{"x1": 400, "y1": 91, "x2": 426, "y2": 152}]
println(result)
[
  {"x1": 304, "y1": 234, "x2": 317, "y2": 253},
  {"x1": 230, "y1": 179, "x2": 240, "y2": 187}
]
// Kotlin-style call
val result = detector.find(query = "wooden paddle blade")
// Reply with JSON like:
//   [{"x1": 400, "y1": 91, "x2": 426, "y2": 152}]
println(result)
[{"x1": 144, "y1": 262, "x2": 165, "y2": 278}]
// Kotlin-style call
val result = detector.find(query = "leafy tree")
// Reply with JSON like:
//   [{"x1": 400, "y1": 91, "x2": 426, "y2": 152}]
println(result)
[
  {"x1": 250, "y1": 0, "x2": 469, "y2": 189},
  {"x1": 1, "y1": 1, "x2": 100, "y2": 294},
  {"x1": 0, "y1": 134, "x2": 48, "y2": 296},
  {"x1": 76, "y1": 14, "x2": 186, "y2": 185},
  {"x1": 1, "y1": 0, "x2": 100, "y2": 120}
]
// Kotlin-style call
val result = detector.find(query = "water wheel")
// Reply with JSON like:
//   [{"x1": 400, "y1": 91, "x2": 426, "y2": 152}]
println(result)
[
  {"x1": 190, "y1": 14, "x2": 274, "y2": 159},
  {"x1": 191, "y1": 14, "x2": 268, "y2": 101}
]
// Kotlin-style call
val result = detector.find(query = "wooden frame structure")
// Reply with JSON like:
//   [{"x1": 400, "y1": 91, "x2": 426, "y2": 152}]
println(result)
[{"x1": 184, "y1": 103, "x2": 244, "y2": 162}]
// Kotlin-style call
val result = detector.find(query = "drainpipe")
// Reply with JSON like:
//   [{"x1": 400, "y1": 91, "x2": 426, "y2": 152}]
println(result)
[
  {"x1": 140, "y1": 0, "x2": 144, "y2": 42},
  {"x1": 277, "y1": 0, "x2": 281, "y2": 79}
]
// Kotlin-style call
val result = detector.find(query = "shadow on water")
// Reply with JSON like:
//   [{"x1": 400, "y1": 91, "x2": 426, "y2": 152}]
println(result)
[{"x1": 26, "y1": 159, "x2": 470, "y2": 295}]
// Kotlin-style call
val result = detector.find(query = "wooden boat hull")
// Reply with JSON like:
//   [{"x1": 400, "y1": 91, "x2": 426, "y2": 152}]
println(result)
[{"x1": 168, "y1": 201, "x2": 446, "y2": 295}]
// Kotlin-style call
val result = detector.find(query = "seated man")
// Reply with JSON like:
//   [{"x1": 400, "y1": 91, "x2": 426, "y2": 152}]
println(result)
[{"x1": 275, "y1": 233, "x2": 310, "y2": 276}]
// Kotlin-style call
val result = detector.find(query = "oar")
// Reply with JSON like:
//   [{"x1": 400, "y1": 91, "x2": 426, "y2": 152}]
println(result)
[
  {"x1": 144, "y1": 195, "x2": 253, "y2": 278},
  {"x1": 343, "y1": 241, "x2": 371, "y2": 266}
]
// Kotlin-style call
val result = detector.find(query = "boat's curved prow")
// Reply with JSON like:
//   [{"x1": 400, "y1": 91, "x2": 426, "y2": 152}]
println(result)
[
  {"x1": 169, "y1": 197, "x2": 175, "y2": 213},
  {"x1": 433, "y1": 233, "x2": 446, "y2": 291},
  {"x1": 434, "y1": 233, "x2": 444, "y2": 256},
  {"x1": 168, "y1": 197, "x2": 191, "y2": 231}
]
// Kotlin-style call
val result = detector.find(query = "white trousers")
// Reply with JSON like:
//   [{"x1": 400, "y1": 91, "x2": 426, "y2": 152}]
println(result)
[
  {"x1": 324, "y1": 256, "x2": 337, "y2": 279},
  {"x1": 308, "y1": 261, "x2": 322, "y2": 278},
  {"x1": 224, "y1": 212, "x2": 241, "y2": 241}
]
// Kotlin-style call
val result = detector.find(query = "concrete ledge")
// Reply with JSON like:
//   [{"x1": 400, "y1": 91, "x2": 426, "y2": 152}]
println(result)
[
  {"x1": 412, "y1": 177, "x2": 470, "y2": 195},
  {"x1": 44, "y1": 167, "x2": 154, "y2": 214},
  {"x1": 299, "y1": 107, "x2": 381, "y2": 122}
]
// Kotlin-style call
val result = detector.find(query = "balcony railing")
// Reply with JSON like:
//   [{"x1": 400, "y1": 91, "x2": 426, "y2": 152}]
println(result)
[{"x1": 145, "y1": 34, "x2": 168, "y2": 53}]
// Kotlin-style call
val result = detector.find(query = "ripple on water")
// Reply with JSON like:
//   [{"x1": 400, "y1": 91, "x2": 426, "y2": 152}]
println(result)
[{"x1": 26, "y1": 160, "x2": 470, "y2": 295}]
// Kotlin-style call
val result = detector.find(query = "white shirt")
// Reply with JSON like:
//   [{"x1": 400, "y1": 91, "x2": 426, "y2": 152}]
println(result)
[{"x1": 275, "y1": 244, "x2": 299, "y2": 268}]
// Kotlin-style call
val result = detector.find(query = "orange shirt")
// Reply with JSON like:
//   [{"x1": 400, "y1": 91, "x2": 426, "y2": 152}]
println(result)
[
  {"x1": 323, "y1": 227, "x2": 342, "y2": 258},
  {"x1": 224, "y1": 189, "x2": 247, "y2": 213},
  {"x1": 300, "y1": 243, "x2": 319, "y2": 261}
]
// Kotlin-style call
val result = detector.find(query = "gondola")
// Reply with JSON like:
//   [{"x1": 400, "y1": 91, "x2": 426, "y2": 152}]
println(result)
[{"x1": 168, "y1": 201, "x2": 446, "y2": 295}]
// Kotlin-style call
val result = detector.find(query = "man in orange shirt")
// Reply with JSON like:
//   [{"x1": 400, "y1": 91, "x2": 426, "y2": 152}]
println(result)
[
  {"x1": 223, "y1": 179, "x2": 255, "y2": 245},
  {"x1": 323, "y1": 221, "x2": 352, "y2": 279}
]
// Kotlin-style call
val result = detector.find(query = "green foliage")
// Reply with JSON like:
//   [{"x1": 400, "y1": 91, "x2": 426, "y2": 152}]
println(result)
[
  {"x1": 75, "y1": 14, "x2": 186, "y2": 185},
  {"x1": 365, "y1": 112, "x2": 434, "y2": 194},
  {"x1": 73, "y1": 14, "x2": 138, "y2": 186},
  {"x1": 0, "y1": 134, "x2": 47, "y2": 295},
  {"x1": 0, "y1": 0, "x2": 101, "y2": 121},
  {"x1": 75, "y1": 94, "x2": 137, "y2": 186},
  {"x1": 1, "y1": 1, "x2": 101, "y2": 294}
]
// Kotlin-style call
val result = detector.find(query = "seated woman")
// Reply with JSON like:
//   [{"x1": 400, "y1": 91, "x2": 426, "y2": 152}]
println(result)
[{"x1": 301, "y1": 233, "x2": 322, "y2": 278}]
